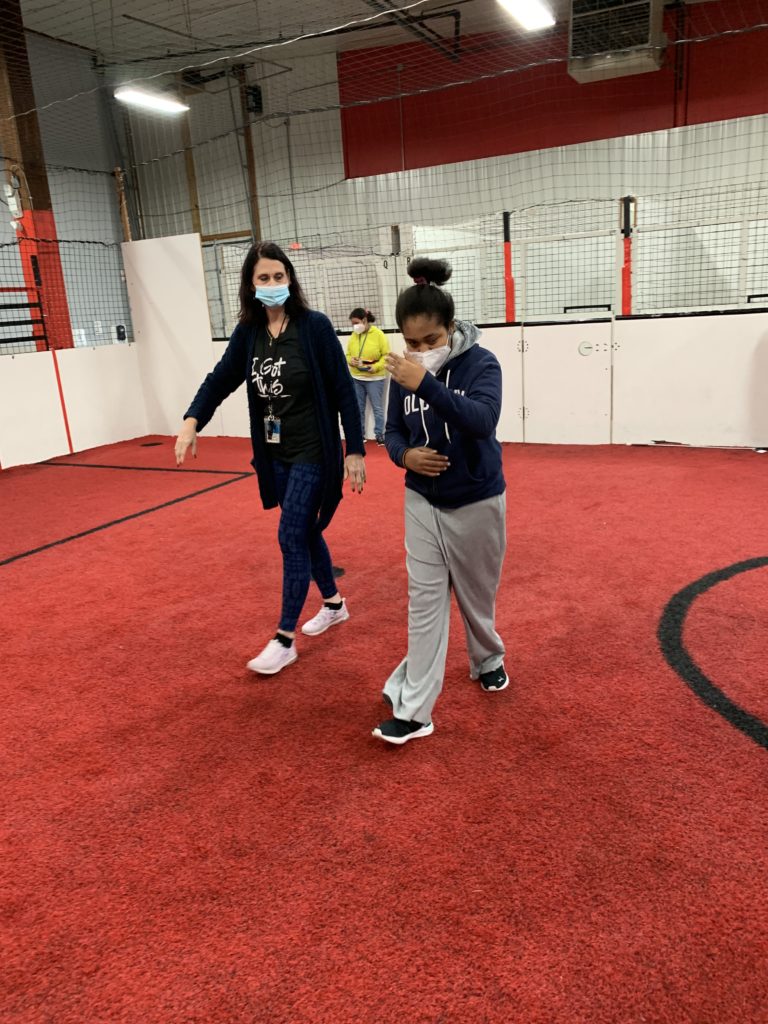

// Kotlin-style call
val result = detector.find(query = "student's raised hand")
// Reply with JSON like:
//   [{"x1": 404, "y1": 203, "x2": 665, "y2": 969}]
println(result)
[
  {"x1": 403, "y1": 447, "x2": 450, "y2": 477},
  {"x1": 386, "y1": 352, "x2": 426, "y2": 392}
]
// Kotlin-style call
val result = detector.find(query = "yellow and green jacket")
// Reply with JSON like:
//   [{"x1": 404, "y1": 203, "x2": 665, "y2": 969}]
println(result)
[{"x1": 346, "y1": 325, "x2": 390, "y2": 380}]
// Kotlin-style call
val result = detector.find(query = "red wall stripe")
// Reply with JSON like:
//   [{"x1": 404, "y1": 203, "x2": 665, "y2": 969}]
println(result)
[{"x1": 51, "y1": 349, "x2": 74, "y2": 454}]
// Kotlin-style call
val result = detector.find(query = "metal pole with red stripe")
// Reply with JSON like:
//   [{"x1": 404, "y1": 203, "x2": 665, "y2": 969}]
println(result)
[
  {"x1": 621, "y1": 196, "x2": 635, "y2": 316},
  {"x1": 503, "y1": 211, "x2": 516, "y2": 322}
]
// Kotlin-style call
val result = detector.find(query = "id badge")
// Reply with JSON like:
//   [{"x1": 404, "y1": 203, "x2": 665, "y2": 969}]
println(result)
[{"x1": 264, "y1": 416, "x2": 281, "y2": 444}]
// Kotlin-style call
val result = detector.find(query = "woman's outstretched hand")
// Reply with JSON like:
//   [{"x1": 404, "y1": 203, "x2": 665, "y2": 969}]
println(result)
[
  {"x1": 175, "y1": 418, "x2": 198, "y2": 465},
  {"x1": 344, "y1": 454, "x2": 366, "y2": 493}
]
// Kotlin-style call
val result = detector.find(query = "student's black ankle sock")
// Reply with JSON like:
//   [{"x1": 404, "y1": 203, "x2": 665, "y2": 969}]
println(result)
[
  {"x1": 274, "y1": 632, "x2": 293, "y2": 648},
  {"x1": 324, "y1": 599, "x2": 343, "y2": 611}
]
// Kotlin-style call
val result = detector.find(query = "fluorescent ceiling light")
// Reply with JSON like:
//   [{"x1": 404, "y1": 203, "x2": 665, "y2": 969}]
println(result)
[
  {"x1": 114, "y1": 88, "x2": 189, "y2": 114},
  {"x1": 497, "y1": 0, "x2": 556, "y2": 31}
]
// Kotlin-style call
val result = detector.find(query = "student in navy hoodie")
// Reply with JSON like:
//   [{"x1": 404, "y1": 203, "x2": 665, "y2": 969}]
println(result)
[
  {"x1": 175, "y1": 241, "x2": 365, "y2": 677},
  {"x1": 374, "y1": 257, "x2": 507, "y2": 745}
]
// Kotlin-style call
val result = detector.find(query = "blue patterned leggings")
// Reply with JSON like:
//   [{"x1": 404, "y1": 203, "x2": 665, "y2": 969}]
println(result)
[{"x1": 273, "y1": 459, "x2": 338, "y2": 632}]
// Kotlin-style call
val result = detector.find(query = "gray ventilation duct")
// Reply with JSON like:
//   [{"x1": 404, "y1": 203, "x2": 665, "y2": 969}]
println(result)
[{"x1": 568, "y1": 0, "x2": 666, "y2": 83}]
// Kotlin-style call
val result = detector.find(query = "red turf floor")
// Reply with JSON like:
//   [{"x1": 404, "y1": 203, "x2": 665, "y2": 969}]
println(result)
[{"x1": 1, "y1": 437, "x2": 767, "y2": 1023}]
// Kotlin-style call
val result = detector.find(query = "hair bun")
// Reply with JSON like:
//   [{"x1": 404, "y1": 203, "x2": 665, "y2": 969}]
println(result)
[{"x1": 406, "y1": 257, "x2": 452, "y2": 288}]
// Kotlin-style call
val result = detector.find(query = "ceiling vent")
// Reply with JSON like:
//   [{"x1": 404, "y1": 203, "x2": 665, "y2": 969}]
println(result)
[{"x1": 568, "y1": 0, "x2": 666, "y2": 84}]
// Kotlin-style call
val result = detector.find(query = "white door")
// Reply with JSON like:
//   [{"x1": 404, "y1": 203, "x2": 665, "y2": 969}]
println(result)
[{"x1": 523, "y1": 321, "x2": 612, "y2": 444}]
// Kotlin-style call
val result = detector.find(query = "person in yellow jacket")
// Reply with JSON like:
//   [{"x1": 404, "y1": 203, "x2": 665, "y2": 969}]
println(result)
[{"x1": 346, "y1": 307, "x2": 390, "y2": 445}]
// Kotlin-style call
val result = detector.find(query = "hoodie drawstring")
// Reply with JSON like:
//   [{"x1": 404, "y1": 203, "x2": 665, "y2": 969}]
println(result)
[
  {"x1": 444, "y1": 369, "x2": 451, "y2": 442},
  {"x1": 420, "y1": 401, "x2": 430, "y2": 447}
]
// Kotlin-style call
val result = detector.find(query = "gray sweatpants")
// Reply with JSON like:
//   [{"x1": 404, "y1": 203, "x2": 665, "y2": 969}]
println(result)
[{"x1": 383, "y1": 488, "x2": 507, "y2": 725}]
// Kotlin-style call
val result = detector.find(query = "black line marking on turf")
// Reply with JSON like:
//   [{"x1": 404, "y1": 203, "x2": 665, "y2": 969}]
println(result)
[
  {"x1": 658, "y1": 557, "x2": 768, "y2": 750},
  {"x1": 1, "y1": 473, "x2": 252, "y2": 567},
  {"x1": 42, "y1": 461, "x2": 244, "y2": 476}
]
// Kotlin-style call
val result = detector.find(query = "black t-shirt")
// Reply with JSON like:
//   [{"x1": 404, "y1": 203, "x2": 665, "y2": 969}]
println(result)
[{"x1": 251, "y1": 322, "x2": 323, "y2": 464}]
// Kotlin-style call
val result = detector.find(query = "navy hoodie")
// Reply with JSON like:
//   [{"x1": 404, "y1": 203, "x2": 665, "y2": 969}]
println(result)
[{"x1": 385, "y1": 321, "x2": 505, "y2": 509}]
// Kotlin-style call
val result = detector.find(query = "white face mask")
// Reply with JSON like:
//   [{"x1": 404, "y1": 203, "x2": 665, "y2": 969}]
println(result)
[
  {"x1": 352, "y1": 323, "x2": 365, "y2": 334},
  {"x1": 409, "y1": 343, "x2": 451, "y2": 376}
]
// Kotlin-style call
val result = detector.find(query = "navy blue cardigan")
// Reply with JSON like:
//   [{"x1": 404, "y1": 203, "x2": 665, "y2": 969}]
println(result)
[{"x1": 184, "y1": 310, "x2": 365, "y2": 529}]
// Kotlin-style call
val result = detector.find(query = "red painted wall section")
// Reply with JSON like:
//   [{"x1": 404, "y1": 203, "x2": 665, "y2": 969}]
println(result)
[
  {"x1": 686, "y1": 3, "x2": 768, "y2": 123},
  {"x1": 339, "y1": 0, "x2": 768, "y2": 178}
]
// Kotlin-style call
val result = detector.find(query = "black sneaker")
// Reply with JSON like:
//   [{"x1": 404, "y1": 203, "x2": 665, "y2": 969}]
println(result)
[
  {"x1": 375, "y1": 435, "x2": 385, "y2": 446},
  {"x1": 372, "y1": 718, "x2": 434, "y2": 745},
  {"x1": 479, "y1": 664, "x2": 509, "y2": 692}
]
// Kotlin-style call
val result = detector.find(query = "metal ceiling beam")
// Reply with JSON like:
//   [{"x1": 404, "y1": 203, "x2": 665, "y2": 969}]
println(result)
[
  {"x1": 95, "y1": 3, "x2": 470, "y2": 67},
  {"x1": 362, "y1": 0, "x2": 461, "y2": 61}
]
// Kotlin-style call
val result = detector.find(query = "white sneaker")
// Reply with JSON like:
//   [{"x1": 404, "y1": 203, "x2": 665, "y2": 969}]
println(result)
[
  {"x1": 246, "y1": 639, "x2": 298, "y2": 675},
  {"x1": 301, "y1": 599, "x2": 350, "y2": 636}
]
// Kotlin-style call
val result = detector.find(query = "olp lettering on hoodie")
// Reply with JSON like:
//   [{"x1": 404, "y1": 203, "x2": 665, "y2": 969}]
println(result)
[{"x1": 403, "y1": 390, "x2": 467, "y2": 417}]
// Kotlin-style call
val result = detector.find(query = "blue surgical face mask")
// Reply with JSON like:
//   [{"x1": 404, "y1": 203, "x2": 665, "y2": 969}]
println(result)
[{"x1": 255, "y1": 284, "x2": 290, "y2": 308}]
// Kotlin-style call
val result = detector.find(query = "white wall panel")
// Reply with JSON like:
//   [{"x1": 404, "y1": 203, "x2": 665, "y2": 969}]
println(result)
[
  {"x1": 613, "y1": 314, "x2": 768, "y2": 447},
  {"x1": 218, "y1": 386, "x2": 250, "y2": 438},
  {"x1": 56, "y1": 344, "x2": 148, "y2": 452},
  {"x1": 478, "y1": 326, "x2": 524, "y2": 444},
  {"x1": 0, "y1": 352, "x2": 70, "y2": 468},
  {"x1": 214, "y1": 338, "x2": 250, "y2": 438},
  {"x1": 123, "y1": 234, "x2": 222, "y2": 437},
  {"x1": 523, "y1": 322, "x2": 613, "y2": 444}
]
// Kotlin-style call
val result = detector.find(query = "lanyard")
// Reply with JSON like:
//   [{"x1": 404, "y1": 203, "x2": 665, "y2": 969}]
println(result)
[
  {"x1": 257, "y1": 327, "x2": 281, "y2": 417},
  {"x1": 357, "y1": 329, "x2": 370, "y2": 361},
  {"x1": 266, "y1": 314, "x2": 287, "y2": 346}
]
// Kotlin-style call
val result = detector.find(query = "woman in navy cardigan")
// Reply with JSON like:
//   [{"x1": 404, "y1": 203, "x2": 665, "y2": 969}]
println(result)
[{"x1": 175, "y1": 241, "x2": 365, "y2": 676}]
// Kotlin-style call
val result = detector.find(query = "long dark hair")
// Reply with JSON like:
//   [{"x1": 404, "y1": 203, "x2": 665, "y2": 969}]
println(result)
[
  {"x1": 395, "y1": 257, "x2": 454, "y2": 329},
  {"x1": 238, "y1": 241, "x2": 311, "y2": 327}
]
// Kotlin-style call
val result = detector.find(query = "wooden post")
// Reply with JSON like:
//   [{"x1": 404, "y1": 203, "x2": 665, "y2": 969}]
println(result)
[
  {"x1": 0, "y1": 0, "x2": 73, "y2": 350},
  {"x1": 113, "y1": 167, "x2": 133, "y2": 242},
  {"x1": 236, "y1": 66, "x2": 262, "y2": 241},
  {"x1": 178, "y1": 81, "x2": 203, "y2": 236},
  {"x1": 0, "y1": 8, "x2": 51, "y2": 211}
]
